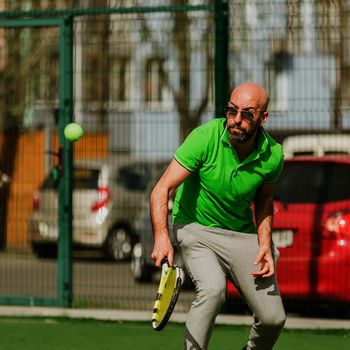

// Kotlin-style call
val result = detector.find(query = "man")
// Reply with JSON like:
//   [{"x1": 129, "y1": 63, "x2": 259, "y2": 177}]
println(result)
[{"x1": 150, "y1": 82, "x2": 286, "y2": 349}]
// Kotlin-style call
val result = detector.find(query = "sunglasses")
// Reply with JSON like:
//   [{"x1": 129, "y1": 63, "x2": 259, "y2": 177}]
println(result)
[{"x1": 224, "y1": 106, "x2": 255, "y2": 120}]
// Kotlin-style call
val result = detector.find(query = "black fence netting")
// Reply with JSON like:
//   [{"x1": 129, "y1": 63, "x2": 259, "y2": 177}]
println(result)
[{"x1": 0, "y1": 0, "x2": 349, "y2": 318}]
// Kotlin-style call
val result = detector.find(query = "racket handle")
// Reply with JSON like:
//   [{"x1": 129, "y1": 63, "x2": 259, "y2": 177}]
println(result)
[
  {"x1": 161, "y1": 258, "x2": 169, "y2": 276},
  {"x1": 160, "y1": 257, "x2": 169, "y2": 267}
]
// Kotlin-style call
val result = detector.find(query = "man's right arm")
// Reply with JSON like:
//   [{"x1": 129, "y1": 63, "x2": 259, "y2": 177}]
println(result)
[{"x1": 150, "y1": 159, "x2": 191, "y2": 267}]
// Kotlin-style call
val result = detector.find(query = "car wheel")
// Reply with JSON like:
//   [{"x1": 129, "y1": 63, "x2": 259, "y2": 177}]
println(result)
[
  {"x1": 131, "y1": 242, "x2": 153, "y2": 282},
  {"x1": 105, "y1": 226, "x2": 133, "y2": 261}
]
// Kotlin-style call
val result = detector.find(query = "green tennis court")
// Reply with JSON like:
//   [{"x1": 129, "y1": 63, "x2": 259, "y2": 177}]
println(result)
[{"x1": 0, "y1": 317, "x2": 349, "y2": 350}]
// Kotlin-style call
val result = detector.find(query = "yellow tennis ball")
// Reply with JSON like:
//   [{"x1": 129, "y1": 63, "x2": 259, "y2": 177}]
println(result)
[{"x1": 64, "y1": 123, "x2": 84, "y2": 142}]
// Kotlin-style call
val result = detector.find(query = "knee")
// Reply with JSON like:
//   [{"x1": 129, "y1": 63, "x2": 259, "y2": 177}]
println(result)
[
  {"x1": 198, "y1": 285, "x2": 226, "y2": 307},
  {"x1": 258, "y1": 312, "x2": 286, "y2": 330}
]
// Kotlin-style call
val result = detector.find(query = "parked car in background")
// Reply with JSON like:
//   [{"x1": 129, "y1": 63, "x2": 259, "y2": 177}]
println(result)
[
  {"x1": 130, "y1": 136, "x2": 350, "y2": 311},
  {"x1": 131, "y1": 193, "x2": 193, "y2": 287},
  {"x1": 282, "y1": 134, "x2": 350, "y2": 158},
  {"x1": 131, "y1": 193, "x2": 173, "y2": 282},
  {"x1": 226, "y1": 155, "x2": 350, "y2": 309},
  {"x1": 29, "y1": 156, "x2": 168, "y2": 260},
  {"x1": 129, "y1": 161, "x2": 191, "y2": 285}
]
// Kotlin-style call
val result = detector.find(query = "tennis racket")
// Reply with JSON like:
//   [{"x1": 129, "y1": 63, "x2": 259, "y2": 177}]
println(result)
[{"x1": 151, "y1": 258, "x2": 183, "y2": 331}]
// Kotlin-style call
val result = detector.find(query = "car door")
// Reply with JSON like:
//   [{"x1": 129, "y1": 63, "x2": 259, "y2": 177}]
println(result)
[
  {"x1": 72, "y1": 167, "x2": 101, "y2": 243},
  {"x1": 32, "y1": 173, "x2": 59, "y2": 240},
  {"x1": 273, "y1": 160, "x2": 326, "y2": 299}
]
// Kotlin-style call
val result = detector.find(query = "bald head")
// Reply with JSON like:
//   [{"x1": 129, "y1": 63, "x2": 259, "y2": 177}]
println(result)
[
  {"x1": 230, "y1": 82, "x2": 269, "y2": 112},
  {"x1": 226, "y1": 82, "x2": 270, "y2": 145}
]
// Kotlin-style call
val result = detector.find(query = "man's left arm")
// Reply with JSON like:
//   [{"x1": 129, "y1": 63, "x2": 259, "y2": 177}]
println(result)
[{"x1": 252, "y1": 182, "x2": 275, "y2": 278}]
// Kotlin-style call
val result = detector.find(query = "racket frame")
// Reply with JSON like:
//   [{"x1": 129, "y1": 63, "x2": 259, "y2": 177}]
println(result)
[{"x1": 151, "y1": 263, "x2": 183, "y2": 331}]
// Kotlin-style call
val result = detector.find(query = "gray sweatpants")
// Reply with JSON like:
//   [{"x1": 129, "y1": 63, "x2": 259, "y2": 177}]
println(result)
[{"x1": 173, "y1": 223, "x2": 286, "y2": 350}]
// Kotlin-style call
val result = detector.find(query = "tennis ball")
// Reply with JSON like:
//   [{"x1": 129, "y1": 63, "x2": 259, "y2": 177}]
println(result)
[{"x1": 64, "y1": 123, "x2": 84, "y2": 142}]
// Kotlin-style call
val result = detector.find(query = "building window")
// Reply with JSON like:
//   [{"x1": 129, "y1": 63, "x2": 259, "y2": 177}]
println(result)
[
  {"x1": 265, "y1": 52, "x2": 291, "y2": 112},
  {"x1": 83, "y1": 54, "x2": 97, "y2": 103},
  {"x1": 144, "y1": 57, "x2": 165, "y2": 105},
  {"x1": 109, "y1": 56, "x2": 130, "y2": 103},
  {"x1": 33, "y1": 54, "x2": 58, "y2": 102}
]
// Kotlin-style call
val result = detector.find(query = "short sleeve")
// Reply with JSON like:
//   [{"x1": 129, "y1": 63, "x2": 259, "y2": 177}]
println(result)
[{"x1": 174, "y1": 125, "x2": 207, "y2": 172}]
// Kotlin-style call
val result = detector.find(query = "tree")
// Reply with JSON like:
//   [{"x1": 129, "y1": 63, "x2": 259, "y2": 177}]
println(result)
[
  {"x1": 171, "y1": 0, "x2": 213, "y2": 140},
  {"x1": 139, "y1": 0, "x2": 213, "y2": 141},
  {"x1": 330, "y1": 0, "x2": 350, "y2": 131},
  {"x1": 316, "y1": 0, "x2": 350, "y2": 131},
  {"x1": 81, "y1": 0, "x2": 111, "y2": 127},
  {"x1": 0, "y1": 3, "x2": 24, "y2": 248},
  {"x1": 0, "y1": 1, "x2": 60, "y2": 249}
]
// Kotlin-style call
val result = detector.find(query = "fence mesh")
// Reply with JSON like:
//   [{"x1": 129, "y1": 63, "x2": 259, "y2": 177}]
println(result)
[
  {"x1": 229, "y1": 0, "x2": 350, "y2": 136},
  {"x1": 0, "y1": 0, "x2": 349, "y2": 317}
]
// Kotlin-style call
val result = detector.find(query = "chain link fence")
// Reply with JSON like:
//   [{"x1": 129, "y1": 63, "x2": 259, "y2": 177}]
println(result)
[{"x1": 0, "y1": 0, "x2": 349, "y2": 317}]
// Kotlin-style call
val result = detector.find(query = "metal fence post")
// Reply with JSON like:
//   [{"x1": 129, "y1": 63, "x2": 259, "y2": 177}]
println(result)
[
  {"x1": 57, "y1": 16, "x2": 74, "y2": 307},
  {"x1": 214, "y1": 0, "x2": 229, "y2": 118}
]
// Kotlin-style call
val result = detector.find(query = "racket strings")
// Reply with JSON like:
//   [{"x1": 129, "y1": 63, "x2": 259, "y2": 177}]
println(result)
[{"x1": 152, "y1": 266, "x2": 183, "y2": 331}]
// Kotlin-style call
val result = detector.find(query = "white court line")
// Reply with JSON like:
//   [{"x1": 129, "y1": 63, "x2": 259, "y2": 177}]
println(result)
[{"x1": 0, "y1": 306, "x2": 349, "y2": 330}]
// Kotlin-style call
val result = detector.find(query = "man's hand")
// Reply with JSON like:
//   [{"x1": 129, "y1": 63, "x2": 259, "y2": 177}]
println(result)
[
  {"x1": 251, "y1": 245, "x2": 274, "y2": 278},
  {"x1": 151, "y1": 233, "x2": 174, "y2": 267},
  {"x1": 150, "y1": 159, "x2": 191, "y2": 268}
]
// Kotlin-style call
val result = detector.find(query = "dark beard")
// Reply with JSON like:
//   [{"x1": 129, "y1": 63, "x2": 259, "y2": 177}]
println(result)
[
  {"x1": 229, "y1": 119, "x2": 262, "y2": 144},
  {"x1": 230, "y1": 132, "x2": 252, "y2": 144}
]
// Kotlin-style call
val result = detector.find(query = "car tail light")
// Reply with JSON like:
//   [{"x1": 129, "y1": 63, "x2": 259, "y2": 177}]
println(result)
[
  {"x1": 91, "y1": 187, "x2": 110, "y2": 212},
  {"x1": 322, "y1": 211, "x2": 350, "y2": 239},
  {"x1": 32, "y1": 189, "x2": 40, "y2": 210}
]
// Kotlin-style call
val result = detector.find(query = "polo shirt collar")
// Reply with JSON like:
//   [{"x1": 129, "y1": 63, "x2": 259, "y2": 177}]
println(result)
[{"x1": 220, "y1": 120, "x2": 230, "y2": 144}]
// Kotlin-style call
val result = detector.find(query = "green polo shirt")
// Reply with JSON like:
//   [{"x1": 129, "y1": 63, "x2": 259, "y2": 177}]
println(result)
[{"x1": 172, "y1": 118, "x2": 284, "y2": 233}]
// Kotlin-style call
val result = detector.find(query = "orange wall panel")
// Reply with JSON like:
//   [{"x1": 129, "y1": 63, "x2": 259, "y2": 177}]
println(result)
[{"x1": 4, "y1": 130, "x2": 108, "y2": 247}]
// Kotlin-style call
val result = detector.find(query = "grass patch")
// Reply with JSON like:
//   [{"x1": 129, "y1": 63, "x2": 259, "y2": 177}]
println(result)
[{"x1": 0, "y1": 317, "x2": 349, "y2": 349}]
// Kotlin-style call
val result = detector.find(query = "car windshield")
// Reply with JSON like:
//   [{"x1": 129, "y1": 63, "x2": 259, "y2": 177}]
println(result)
[
  {"x1": 274, "y1": 161, "x2": 350, "y2": 204},
  {"x1": 326, "y1": 162, "x2": 350, "y2": 201},
  {"x1": 41, "y1": 167, "x2": 100, "y2": 190},
  {"x1": 73, "y1": 168, "x2": 100, "y2": 189},
  {"x1": 274, "y1": 162, "x2": 325, "y2": 204},
  {"x1": 116, "y1": 161, "x2": 168, "y2": 192}
]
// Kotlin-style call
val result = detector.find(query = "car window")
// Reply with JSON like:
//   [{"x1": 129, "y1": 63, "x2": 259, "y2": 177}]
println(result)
[
  {"x1": 274, "y1": 162, "x2": 325, "y2": 204},
  {"x1": 41, "y1": 167, "x2": 100, "y2": 190},
  {"x1": 73, "y1": 168, "x2": 100, "y2": 189},
  {"x1": 292, "y1": 151, "x2": 316, "y2": 157},
  {"x1": 116, "y1": 163, "x2": 150, "y2": 191},
  {"x1": 326, "y1": 163, "x2": 350, "y2": 201}
]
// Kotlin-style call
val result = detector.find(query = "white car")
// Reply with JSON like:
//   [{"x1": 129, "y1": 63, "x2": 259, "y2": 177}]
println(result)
[
  {"x1": 29, "y1": 156, "x2": 168, "y2": 260},
  {"x1": 282, "y1": 134, "x2": 350, "y2": 158}
]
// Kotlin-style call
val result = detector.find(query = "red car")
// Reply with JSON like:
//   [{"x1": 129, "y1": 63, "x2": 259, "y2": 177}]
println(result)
[{"x1": 227, "y1": 155, "x2": 350, "y2": 307}]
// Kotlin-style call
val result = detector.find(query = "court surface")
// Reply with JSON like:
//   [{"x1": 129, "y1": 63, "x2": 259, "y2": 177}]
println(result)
[{"x1": 0, "y1": 317, "x2": 349, "y2": 350}]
